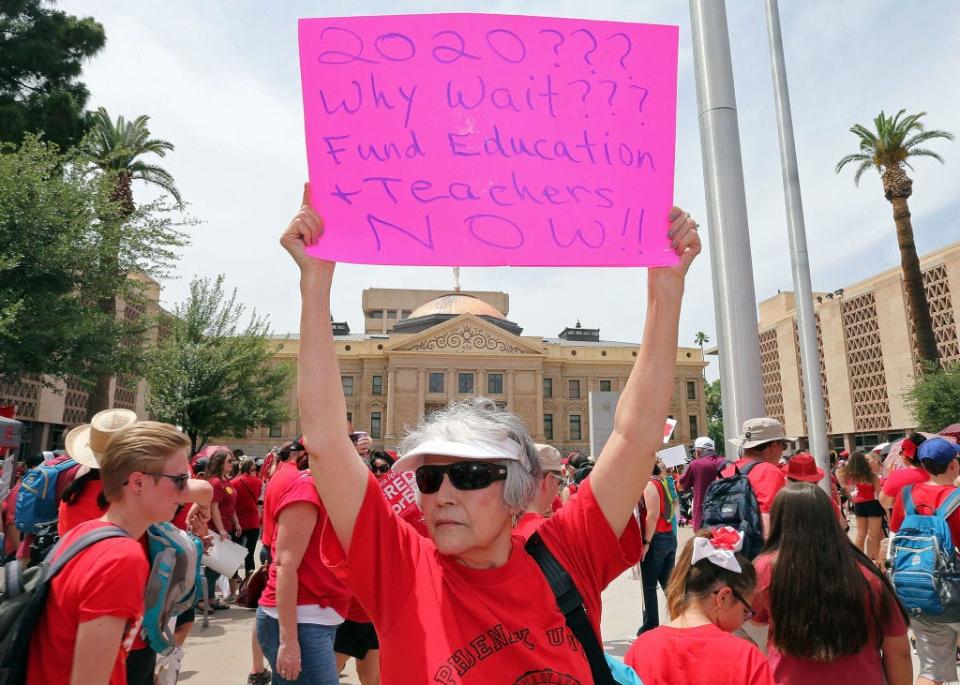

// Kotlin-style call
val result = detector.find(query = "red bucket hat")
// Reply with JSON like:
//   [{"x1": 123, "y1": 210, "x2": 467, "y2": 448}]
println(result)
[{"x1": 782, "y1": 453, "x2": 825, "y2": 483}]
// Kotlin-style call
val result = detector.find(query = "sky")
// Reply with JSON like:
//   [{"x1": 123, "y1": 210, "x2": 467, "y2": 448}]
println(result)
[{"x1": 58, "y1": 1, "x2": 960, "y2": 381}]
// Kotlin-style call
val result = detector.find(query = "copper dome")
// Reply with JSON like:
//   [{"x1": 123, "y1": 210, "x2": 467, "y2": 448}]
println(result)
[{"x1": 408, "y1": 294, "x2": 505, "y2": 320}]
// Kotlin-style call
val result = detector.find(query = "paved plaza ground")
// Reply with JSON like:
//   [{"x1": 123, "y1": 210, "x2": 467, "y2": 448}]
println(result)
[{"x1": 180, "y1": 520, "x2": 924, "y2": 684}]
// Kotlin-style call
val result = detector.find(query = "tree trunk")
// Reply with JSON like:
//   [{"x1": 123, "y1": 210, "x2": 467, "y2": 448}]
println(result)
[{"x1": 890, "y1": 195, "x2": 941, "y2": 371}]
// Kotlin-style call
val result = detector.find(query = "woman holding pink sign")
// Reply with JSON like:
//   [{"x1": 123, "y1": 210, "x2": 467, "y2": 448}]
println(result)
[{"x1": 281, "y1": 183, "x2": 700, "y2": 683}]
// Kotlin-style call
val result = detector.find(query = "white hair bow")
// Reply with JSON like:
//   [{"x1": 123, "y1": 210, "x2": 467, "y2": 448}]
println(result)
[{"x1": 691, "y1": 527, "x2": 744, "y2": 573}]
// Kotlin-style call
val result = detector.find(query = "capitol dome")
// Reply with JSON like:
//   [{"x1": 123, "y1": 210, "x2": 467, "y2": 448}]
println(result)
[{"x1": 408, "y1": 294, "x2": 506, "y2": 320}]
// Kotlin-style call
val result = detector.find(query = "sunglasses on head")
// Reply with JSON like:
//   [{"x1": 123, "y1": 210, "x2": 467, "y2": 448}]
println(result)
[{"x1": 415, "y1": 462, "x2": 508, "y2": 494}]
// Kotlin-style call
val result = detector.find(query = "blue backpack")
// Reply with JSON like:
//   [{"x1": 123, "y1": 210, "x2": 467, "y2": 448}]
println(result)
[
  {"x1": 14, "y1": 459, "x2": 78, "y2": 534},
  {"x1": 141, "y1": 523, "x2": 205, "y2": 654},
  {"x1": 888, "y1": 485, "x2": 960, "y2": 622}
]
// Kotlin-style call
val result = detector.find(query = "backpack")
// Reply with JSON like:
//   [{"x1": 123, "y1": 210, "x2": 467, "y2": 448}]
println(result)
[
  {"x1": 14, "y1": 458, "x2": 78, "y2": 534},
  {"x1": 141, "y1": 523, "x2": 205, "y2": 655},
  {"x1": 701, "y1": 460, "x2": 764, "y2": 559},
  {"x1": 0, "y1": 525, "x2": 130, "y2": 685},
  {"x1": 887, "y1": 485, "x2": 960, "y2": 622}
]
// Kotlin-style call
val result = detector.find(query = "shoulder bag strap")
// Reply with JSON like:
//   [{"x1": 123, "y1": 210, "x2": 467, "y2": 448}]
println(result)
[
  {"x1": 902, "y1": 485, "x2": 916, "y2": 517},
  {"x1": 936, "y1": 488, "x2": 960, "y2": 519},
  {"x1": 740, "y1": 460, "x2": 761, "y2": 476},
  {"x1": 45, "y1": 525, "x2": 131, "y2": 579},
  {"x1": 525, "y1": 532, "x2": 617, "y2": 685}
]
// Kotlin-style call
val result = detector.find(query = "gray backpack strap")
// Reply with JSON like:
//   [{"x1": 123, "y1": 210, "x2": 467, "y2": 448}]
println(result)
[{"x1": 45, "y1": 525, "x2": 131, "y2": 580}]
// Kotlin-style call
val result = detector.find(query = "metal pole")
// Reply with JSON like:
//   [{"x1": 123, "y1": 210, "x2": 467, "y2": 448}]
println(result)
[
  {"x1": 689, "y1": 0, "x2": 765, "y2": 448},
  {"x1": 764, "y1": 0, "x2": 831, "y2": 493}
]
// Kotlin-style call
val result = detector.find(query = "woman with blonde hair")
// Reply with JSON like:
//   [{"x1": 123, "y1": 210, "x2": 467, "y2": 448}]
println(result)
[{"x1": 26, "y1": 421, "x2": 194, "y2": 685}]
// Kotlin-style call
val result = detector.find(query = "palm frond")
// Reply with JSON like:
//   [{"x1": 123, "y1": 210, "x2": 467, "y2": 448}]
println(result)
[
  {"x1": 852, "y1": 159, "x2": 875, "y2": 186},
  {"x1": 907, "y1": 148, "x2": 947, "y2": 164},
  {"x1": 835, "y1": 152, "x2": 871, "y2": 174}
]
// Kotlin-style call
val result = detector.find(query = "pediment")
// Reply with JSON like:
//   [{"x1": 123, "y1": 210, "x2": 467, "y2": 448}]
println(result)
[{"x1": 386, "y1": 314, "x2": 543, "y2": 355}]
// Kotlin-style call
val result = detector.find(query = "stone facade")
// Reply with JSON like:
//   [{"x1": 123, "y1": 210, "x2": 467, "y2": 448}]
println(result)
[
  {"x1": 757, "y1": 241, "x2": 960, "y2": 451},
  {"x1": 231, "y1": 291, "x2": 707, "y2": 456}
]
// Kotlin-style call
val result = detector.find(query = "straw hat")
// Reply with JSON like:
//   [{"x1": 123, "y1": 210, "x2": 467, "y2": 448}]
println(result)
[{"x1": 64, "y1": 408, "x2": 138, "y2": 468}]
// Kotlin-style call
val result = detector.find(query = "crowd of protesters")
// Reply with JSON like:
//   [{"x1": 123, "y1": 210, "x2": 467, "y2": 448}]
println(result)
[{"x1": 2, "y1": 184, "x2": 959, "y2": 685}]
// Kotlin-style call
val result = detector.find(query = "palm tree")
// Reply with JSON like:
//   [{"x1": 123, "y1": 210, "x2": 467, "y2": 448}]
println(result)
[
  {"x1": 84, "y1": 107, "x2": 183, "y2": 418},
  {"x1": 836, "y1": 110, "x2": 953, "y2": 370},
  {"x1": 694, "y1": 331, "x2": 710, "y2": 380}
]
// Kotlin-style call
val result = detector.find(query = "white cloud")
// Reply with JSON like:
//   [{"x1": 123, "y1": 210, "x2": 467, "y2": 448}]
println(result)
[{"x1": 60, "y1": 0, "x2": 960, "y2": 382}]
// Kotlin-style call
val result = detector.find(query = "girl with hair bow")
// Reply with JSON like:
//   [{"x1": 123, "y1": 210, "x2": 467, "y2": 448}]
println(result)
[{"x1": 624, "y1": 527, "x2": 774, "y2": 685}]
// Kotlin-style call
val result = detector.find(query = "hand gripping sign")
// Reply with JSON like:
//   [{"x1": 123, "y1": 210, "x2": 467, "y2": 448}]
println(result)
[{"x1": 298, "y1": 13, "x2": 679, "y2": 267}]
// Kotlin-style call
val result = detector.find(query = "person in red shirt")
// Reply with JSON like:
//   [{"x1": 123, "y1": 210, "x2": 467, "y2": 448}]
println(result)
[
  {"x1": 889, "y1": 438, "x2": 960, "y2": 685},
  {"x1": 879, "y1": 434, "x2": 928, "y2": 511},
  {"x1": 840, "y1": 451, "x2": 884, "y2": 562},
  {"x1": 781, "y1": 453, "x2": 848, "y2": 529},
  {"x1": 281, "y1": 189, "x2": 700, "y2": 682},
  {"x1": 724, "y1": 417, "x2": 791, "y2": 538},
  {"x1": 27, "y1": 420, "x2": 194, "y2": 685},
  {"x1": 514, "y1": 443, "x2": 564, "y2": 540},
  {"x1": 202, "y1": 449, "x2": 239, "y2": 609},
  {"x1": 625, "y1": 528, "x2": 773, "y2": 684},
  {"x1": 256, "y1": 454, "x2": 350, "y2": 683},
  {"x1": 751, "y1": 482, "x2": 911, "y2": 685},
  {"x1": 231, "y1": 458, "x2": 263, "y2": 577},
  {"x1": 637, "y1": 462, "x2": 678, "y2": 634}
]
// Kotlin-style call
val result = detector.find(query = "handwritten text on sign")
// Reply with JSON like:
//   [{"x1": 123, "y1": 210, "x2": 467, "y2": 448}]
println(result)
[{"x1": 298, "y1": 14, "x2": 679, "y2": 266}]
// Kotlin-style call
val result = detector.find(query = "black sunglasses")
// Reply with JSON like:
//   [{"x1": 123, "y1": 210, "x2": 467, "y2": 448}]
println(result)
[
  {"x1": 372, "y1": 463, "x2": 391, "y2": 474},
  {"x1": 415, "y1": 462, "x2": 508, "y2": 494},
  {"x1": 153, "y1": 472, "x2": 190, "y2": 491}
]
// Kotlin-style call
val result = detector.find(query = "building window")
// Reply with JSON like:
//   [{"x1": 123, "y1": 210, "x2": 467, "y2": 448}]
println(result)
[
  {"x1": 372, "y1": 375, "x2": 383, "y2": 395},
  {"x1": 487, "y1": 373, "x2": 504, "y2": 394},
  {"x1": 371, "y1": 310, "x2": 384, "y2": 319},
  {"x1": 371, "y1": 412, "x2": 382, "y2": 439},
  {"x1": 386, "y1": 310, "x2": 397, "y2": 319},
  {"x1": 429, "y1": 372, "x2": 444, "y2": 393},
  {"x1": 543, "y1": 378, "x2": 553, "y2": 398},
  {"x1": 689, "y1": 415, "x2": 699, "y2": 438},
  {"x1": 401, "y1": 309, "x2": 412, "y2": 319},
  {"x1": 569, "y1": 414, "x2": 582, "y2": 440},
  {"x1": 458, "y1": 372, "x2": 474, "y2": 394},
  {"x1": 269, "y1": 425, "x2": 282, "y2": 438},
  {"x1": 544, "y1": 414, "x2": 554, "y2": 440},
  {"x1": 341, "y1": 376, "x2": 354, "y2": 396},
  {"x1": 600, "y1": 380, "x2": 612, "y2": 392},
  {"x1": 687, "y1": 381, "x2": 697, "y2": 401},
  {"x1": 568, "y1": 380, "x2": 580, "y2": 399},
  {"x1": 346, "y1": 412, "x2": 352, "y2": 423}
]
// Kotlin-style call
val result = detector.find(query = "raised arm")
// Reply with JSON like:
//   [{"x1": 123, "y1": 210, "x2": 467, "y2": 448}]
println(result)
[
  {"x1": 280, "y1": 184, "x2": 370, "y2": 552},
  {"x1": 591, "y1": 208, "x2": 700, "y2": 536}
]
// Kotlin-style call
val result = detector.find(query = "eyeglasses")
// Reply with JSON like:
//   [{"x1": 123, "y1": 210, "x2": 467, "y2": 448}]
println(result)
[
  {"x1": 415, "y1": 462, "x2": 508, "y2": 494},
  {"x1": 545, "y1": 472, "x2": 565, "y2": 486},
  {"x1": 730, "y1": 587, "x2": 756, "y2": 620},
  {"x1": 153, "y1": 473, "x2": 190, "y2": 492},
  {"x1": 372, "y1": 463, "x2": 391, "y2": 474}
]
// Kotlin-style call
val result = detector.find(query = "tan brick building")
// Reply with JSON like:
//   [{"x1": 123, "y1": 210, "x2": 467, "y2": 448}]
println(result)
[
  {"x1": 757, "y1": 241, "x2": 960, "y2": 452},
  {"x1": 233, "y1": 288, "x2": 708, "y2": 456}
]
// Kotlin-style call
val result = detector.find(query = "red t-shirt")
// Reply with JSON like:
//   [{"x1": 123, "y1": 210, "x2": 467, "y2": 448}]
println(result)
[
  {"x1": 27, "y1": 520, "x2": 148, "y2": 685},
  {"x1": 891, "y1": 483, "x2": 960, "y2": 545},
  {"x1": 259, "y1": 470, "x2": 350, "y2": 614},
  {"x1": 2, "y1": 484, "x2": 18, "y2": 555},
  {"x1": 346, "y1": 595, "x2": 371, "y2": 623},
  {"x1": 514, "y1": 512, "x2": 545, "y2": 540},
  {"x1": 59, "y1": 479, "x2": 107, "y2": 536},
  {"x1": 320, "y1": 473, "x2": 641, "y2": 684},
  {"x1": 231, "y1": 473, "x2": 262, "y2": 530},
  {"x1": 722, "y1": 459, "x2": 786, "y2": 514},
  {"x1": 209, "y1": 476, "x2": 238, "y2": 526},
  {"x1": 849, "y1": 479, "x2": 878, "y2": 503},
  {"x1": 751, "y1": 553, "x2": 907, "y2": 683},
  {"x1": 625, "y1": 623, "x2": 774, "y2": 685},
  {"x1": 881, "y1": 468, "x2": 928, "y2": 500},
  {"x1": 260, "y1": 462, "x2": 299, "y2": 546}
]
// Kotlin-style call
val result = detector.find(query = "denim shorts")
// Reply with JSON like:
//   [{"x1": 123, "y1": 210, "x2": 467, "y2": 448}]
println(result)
[{"x1": 255, "y1": 608, "x2": 340, "y2": 684}]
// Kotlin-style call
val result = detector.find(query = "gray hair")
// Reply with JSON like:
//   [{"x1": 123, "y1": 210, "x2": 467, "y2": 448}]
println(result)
[{"x1": 400, "y1": 396, "x2": 541, "y2": 514}]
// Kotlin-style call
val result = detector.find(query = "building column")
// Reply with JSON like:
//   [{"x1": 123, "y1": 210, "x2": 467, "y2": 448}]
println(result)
[
  {"x1": 385, "y1": 367, "x2": 396, "y2": 438},
  {"x1": 417, "y1": 369, "x2": 426, "y2": 422},
  {"x1": 506, "y1": 370, "x2": 515, "y2": 410},
  {"x1": 679, "y1": 379, "x2": 689, "y2": 441},
  {"x1": 447, "y1": 367, "x2": 455, "y2": 398},
  {"x1": 535, "y1": 368, "x2": 545, "y2": 441}
]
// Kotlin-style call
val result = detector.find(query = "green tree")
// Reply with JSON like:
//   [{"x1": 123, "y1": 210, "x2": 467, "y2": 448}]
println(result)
[
  {"x1": 705, "y1": 379, "x2": 724, "y2": 454},
  {"x1": 83, "y1": 107, "x2": 184, "y2": 418},
  {"x1": 0, "y1": 135, "x2": 188, "y2": 384},
  {"x1": 146, "y1": 276, "x2": 294, "y2": 454},
  {"x1": 0, "y1": 0, "x2": 105, "y2": 149},
  {"x1": 907, "y1": 365, "x2": 960, "y2": 433},
  {"x1": 836, "y1": 110, "x2": 953, "y2": 370}
]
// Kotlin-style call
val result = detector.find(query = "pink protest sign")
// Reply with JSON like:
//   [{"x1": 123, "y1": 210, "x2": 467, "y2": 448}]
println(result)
[{"x1": 298, "y1": 13, "x2": 679, "y2": 266}]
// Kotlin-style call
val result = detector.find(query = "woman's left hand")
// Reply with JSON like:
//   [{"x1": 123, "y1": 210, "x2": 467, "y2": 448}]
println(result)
[
  {"x1": 650, "y1": 206, "x2": 701, "y2": 291},
  {"x1": 276, "y1": 639, "x2": 302, "y2": 681}
]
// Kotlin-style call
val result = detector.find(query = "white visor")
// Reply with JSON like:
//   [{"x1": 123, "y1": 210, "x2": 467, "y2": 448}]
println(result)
[{"x1": 392, "y1": 437, "x2": 524, "y2": 472}]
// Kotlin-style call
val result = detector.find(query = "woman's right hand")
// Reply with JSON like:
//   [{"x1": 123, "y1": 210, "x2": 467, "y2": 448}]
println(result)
[
  {"x1": 280, "y1": 182, "x2": 334, "y2": 279},
  {"x1": 276, "y1": 639, "x2": 302, "y2": 681}
]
